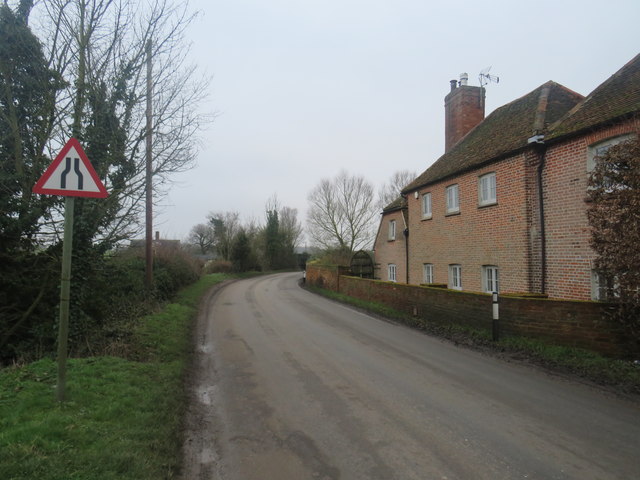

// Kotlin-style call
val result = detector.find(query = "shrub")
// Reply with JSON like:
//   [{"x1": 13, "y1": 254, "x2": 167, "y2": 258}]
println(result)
[
  {"x1": 152, "y1": 246, "x2": 203, "y2": 300},
  {"x1": 204, "y1": 259, "x2": 233, "y2": 274},
  {"x1": 588, "y1": 137, "x2": 640, "y2": 342}
]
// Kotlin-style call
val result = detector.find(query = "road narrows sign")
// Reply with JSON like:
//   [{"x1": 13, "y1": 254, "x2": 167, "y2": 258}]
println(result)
[
  {"x1": 32, "y1": 138, "x2": 109, "y2": 402},
  {"x1": 33, "y1": 138, "x2": 108, "y2": 198}
]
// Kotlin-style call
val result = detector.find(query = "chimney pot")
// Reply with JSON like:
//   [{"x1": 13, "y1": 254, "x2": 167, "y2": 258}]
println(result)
[
  {"x1": 155, "y1": 231, "x2": 159, "y2": 241},
  {"x1": 459, "y1": 72, "x2": 469, "y2": 86},
  {"x1": 449, "y1": 79, "x2": 457, "y2": 91}
]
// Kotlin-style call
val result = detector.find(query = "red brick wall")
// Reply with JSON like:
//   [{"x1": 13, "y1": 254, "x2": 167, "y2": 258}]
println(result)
[
  {"x1": 305, "y1": 265, "x2": 634, "y2": 356},
  {"x1": 406, "y1": 154, "x2": 533, "y2": 294},
  {"x1": 543, "y1": 119, "x2": 640, "y2": 299},
  {"x1": 305, "y1": 264, "x2": 347, "y2": 291},
  {"x1": 372, "y1": 210, "x2": 407, "y2": 282}
]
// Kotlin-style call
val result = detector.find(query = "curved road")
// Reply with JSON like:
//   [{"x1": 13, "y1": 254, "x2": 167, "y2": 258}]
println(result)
[{"x1": 183, "y1": 272, "x2": 640, "y2": 479}]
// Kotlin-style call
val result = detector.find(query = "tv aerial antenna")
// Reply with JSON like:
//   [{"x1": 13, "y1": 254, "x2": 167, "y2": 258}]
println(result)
[{"x1": 479, "y1": 66, "x2": 499, "y2": 88}]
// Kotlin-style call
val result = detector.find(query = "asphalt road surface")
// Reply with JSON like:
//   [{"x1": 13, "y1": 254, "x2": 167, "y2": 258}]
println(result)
[{"x1": 182, "y1": 272, "x2": 640, "y2": 480}]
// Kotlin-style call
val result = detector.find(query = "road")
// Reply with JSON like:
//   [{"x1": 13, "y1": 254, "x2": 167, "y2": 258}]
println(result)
[{"x1": 182, "y1": 272, "x2": 640, "y2": 480}]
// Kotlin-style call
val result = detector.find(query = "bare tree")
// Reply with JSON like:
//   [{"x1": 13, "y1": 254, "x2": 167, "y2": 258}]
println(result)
[
  {"x1": 280, "y1": 206, "x2": 303, "y2": 250},
  {"x1": 207, "y1": 211, "x2": 240, "y2": 261},
  {"x1": 307, "y1": 170, "x2": 378, "y2": 252},
  {"x1": 378, "y1": 169, "x2": 416, "y2": 210},
  {"x1": 187, "y1": 223, "x2": 214, "y2": 254},
  {"x1": 31, "y1": 0, "x2": 212, "y2": 245}
]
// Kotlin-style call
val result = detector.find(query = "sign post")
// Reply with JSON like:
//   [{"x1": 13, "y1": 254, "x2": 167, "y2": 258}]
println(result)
[
  {"x1": 56, "y1": 196, "x2": 75, "y2": 401},
  {"x1": 492, "y1": 291, "x2": 500, "y2": 342},
  {"x1": 33, "y1": 138, "x2": 108, "y2": 401}
]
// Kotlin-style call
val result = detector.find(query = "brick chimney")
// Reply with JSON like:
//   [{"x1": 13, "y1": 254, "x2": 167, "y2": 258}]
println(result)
[{"x1": 444, "y1": 73, "x2": 485, "y2": 152}]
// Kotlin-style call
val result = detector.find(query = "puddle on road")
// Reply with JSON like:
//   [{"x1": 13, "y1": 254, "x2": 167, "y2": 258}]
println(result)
[
  {"x1": 197, "y1": 385, "x2": 217, "y2": 406},
  {"x1": 199, "y1": 447, "x2": 217, "y2": 464}
]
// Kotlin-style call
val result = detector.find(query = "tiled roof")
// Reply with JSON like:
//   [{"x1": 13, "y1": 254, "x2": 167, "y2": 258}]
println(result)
[
  {"x1": 382, "y1": 196, "x2": 407, "y2": 213},
  {"x1": 402, "y1": 82, "x2": 584, "y2": 193},
  {"x1": 548, "y1": 53, "x2": 640, "y2": 140}
]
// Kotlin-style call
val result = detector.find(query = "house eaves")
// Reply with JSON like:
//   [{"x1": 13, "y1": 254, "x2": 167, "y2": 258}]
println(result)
[{"x1": 382, "y1": 196, "x2": 408, "y2": 214}]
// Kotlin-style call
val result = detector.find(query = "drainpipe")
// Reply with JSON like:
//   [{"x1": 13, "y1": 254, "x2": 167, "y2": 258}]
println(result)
[
  {"x1": 529, "y1": 134, "x2": 547, "y2": 294},
  {"x1": 404, "y1": 227, "x2": 410, "y2": 284},
  {"x1": 528, "y1": 84, "x2": 550, "y2": 296},
  {"x1": 401, "y1": 194, "x2": 409, "y2": 284}
]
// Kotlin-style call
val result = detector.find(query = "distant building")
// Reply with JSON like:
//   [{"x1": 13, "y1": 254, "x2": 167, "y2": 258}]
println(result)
[{"x1": 130, "y1": 231, "x2": 180, "y2": 251}]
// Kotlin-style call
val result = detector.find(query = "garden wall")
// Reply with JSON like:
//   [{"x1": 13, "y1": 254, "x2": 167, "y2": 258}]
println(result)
[{"x1": 306, "y1": 264, "x2": 635, "y2": 357}]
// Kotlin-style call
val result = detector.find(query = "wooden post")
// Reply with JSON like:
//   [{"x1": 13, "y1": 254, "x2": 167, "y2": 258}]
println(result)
[
  {"x1": 56, "y1": 196, "x2": 75, "y2": 402},
  {"x1": 145, "y1": 40, "x2": 153, "y2": 289}
]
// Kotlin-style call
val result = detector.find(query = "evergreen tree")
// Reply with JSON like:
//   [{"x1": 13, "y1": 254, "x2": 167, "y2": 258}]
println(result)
[
  {"x1": 264, "y1": 209, "x2": 282, "y2": 270},
  {"x1": 231, "y1": 228, "x2": 253, "y2": 272},
  {"x1": 0, "y1": 3, "x2": 62, "y2": 360},
  {"x1": 0, "y1": 2, "x2": 60, "y2": 252}
]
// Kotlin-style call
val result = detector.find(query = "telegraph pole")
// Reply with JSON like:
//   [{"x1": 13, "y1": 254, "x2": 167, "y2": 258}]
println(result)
[{"x1": 145, "y1": 40, "x2": 154, "y2": 289}]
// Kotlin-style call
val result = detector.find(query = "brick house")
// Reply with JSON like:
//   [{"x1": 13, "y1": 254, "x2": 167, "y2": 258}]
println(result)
[
  {"x1": 372, "y1": 196, "x2": 408, "y2": 282},
  {"x1": 373, "y1": 53, "x2": 640, "y2": 300}
]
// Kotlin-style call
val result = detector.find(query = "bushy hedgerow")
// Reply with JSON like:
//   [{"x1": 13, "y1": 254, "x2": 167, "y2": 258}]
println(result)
[
  {"x1": 1, "y1": 245, "x2": 203, "y2": 364},
  {"x1": 152, "y1": 246, "x2": 203, "y2": 300},
  {"x1": 203, "y1": 259, "x2": 234, "y2": 274}
]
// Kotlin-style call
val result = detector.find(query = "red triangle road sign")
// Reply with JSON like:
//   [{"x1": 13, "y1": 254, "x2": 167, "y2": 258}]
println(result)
[{"x1": 33, "y1": 138, "x2": 108, "y2": 198}]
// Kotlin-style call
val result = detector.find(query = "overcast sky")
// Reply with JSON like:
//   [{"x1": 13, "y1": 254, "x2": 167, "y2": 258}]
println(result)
[{"x1": 156, "y1": 0, "x2": 640, "y2": 243}]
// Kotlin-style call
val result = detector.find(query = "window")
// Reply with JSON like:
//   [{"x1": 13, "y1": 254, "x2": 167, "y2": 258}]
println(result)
[
  {"x1": 422, "y1": 193, "x2": 432, "y2": 219},
  {"x1": 587, "y1": 134, "x2": 635, "y2": 172},
  {"x1": 388, "y1": 264, "x2": 397, "y2": 283},
  {"x1": 446, "y1": 184, "x2": 459, "y2": 214},
  {"x1": 388, "y1": 219, "x2": 396, "y2": 240},
  {"x1": 483, "y1": 266, "x2": 499, "y2": 293},
  {"x1": 591, "y1": 270, "x2": 606, "y2": 301},
  {"x1": 591, "y1": 270, "x2": 619, "y2": 301},
  {"x1": 423, "y1": 263, "x2": 434, "y2": 284},
  {"x1": 478, "y1": 172, "x2": 497, "y2": 206},
  {"x1": 448, "y1": 264, "x2": 462, "y2": 290}
]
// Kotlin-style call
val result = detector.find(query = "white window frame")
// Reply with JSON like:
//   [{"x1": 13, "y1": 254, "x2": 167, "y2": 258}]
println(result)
[
  {"x1": 423, "y1": 263, "x2": 434, "y2": 284},
  {"x1": 388, "y1": 219, "x2": 396, "y2": 240},
  {"x1": 478, "y1": 172, "x2": 497, "y2": 206},
  {"x1": 388, "y1": 264, "x2": 397, "y2": 283},
  {"x1": 422, "y1": 192, "x2": 432, "y2": 219},
  {"x1": 587, "y1": 134, "x2": 635, "y2": 172},
  {"x1": 448, "y1": 264, "x2": 462, "y2": 290},
  {"x1": 591, "y1": 270, "x2": 619, "y2": 301},
  {"x1": 483, "y1": 265, "x2": 499, "y2": 293},
  {"x1": 446, "y1": 184, "x2": 459, "y2": 214},
  {"x1": 591, "y1": 270, "x2": 605, "y2": 301}
]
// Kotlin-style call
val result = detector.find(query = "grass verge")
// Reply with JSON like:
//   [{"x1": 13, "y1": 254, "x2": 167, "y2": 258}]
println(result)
[
  {"x1": 0, "y1": 273, "x2": 228, "y2": 480},
  {"x1": 307, "y1": 285, "x2": 640, "y2": 395}
]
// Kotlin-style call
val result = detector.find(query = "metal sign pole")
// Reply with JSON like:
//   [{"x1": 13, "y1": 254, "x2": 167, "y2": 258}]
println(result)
[{"x1": 56, "y1": 196, "x2": 75, "y2": 402}]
